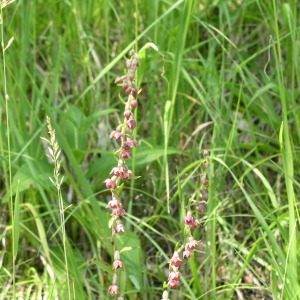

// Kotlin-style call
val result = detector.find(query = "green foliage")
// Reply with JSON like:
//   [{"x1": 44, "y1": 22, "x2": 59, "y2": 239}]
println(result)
[{"x1": 0, "y1": 0, "x2": 299, "y2": 299}]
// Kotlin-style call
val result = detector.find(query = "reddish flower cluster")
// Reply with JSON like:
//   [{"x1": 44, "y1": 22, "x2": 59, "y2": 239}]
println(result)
[
  {"x1": 163, "y1": 150, "x2": 210, "y2": 298},
  {"x1": 167, "y1": 229, "x2": 199, "y2": 289},
  {"x1": 104, "y1": 50, "x2": 140, "y2": 235},
  {"x1": 166, "y1": 211, "x2": 200, "y2": 289},
  {"x1": 184, "y1": 210, "x2": 201, "y2": 230},
  {"x1": 105, "y1": 50, "x2": 140, "y2": 296}
]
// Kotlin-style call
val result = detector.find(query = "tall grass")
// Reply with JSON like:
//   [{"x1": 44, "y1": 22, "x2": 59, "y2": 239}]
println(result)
[{"x1": 0, "y1": 0, "x2": 299, "y2": 299}]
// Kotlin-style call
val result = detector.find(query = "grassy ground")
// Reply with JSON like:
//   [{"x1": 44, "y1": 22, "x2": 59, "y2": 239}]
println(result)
[{"x1": 0, "y1": 0, "x2": 299, "y2": 299}]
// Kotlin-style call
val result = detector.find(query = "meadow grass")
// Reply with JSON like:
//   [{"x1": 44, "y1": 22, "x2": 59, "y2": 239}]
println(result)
[{"x1": 0, "y1": 0, "x2": 299, "y2": 299}]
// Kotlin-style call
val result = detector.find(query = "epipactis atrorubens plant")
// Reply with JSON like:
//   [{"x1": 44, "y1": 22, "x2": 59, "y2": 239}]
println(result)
[
  {"x1": 162, "y1": 150, "x2": 210, "y2": 300},
  {"x1": 104, "y1": 50, "x2": 140, "y2": 296}
]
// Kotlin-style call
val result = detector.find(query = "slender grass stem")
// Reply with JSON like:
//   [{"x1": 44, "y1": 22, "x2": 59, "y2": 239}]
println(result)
[
  {"x1": 272, "y1": 0, "x2": 298, "y2": 294},
  {"x1": 1, "y1": 2, "x2": 15, "y2": 298},
  {"x1": 43, "y1": 117, "x2": 71, "y2": 299}
]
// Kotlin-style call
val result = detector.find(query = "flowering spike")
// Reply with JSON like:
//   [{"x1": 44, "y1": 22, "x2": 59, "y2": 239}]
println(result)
[{"x1": 105, "y1": 50, "x2": 141, "y2": 295}]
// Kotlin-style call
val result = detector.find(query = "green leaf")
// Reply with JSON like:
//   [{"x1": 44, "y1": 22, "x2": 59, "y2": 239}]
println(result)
[
  {"x1": 117, "y1": 231, "x2": 142, "y2": 291},
  {"x1": 135, "y1": 145, "x2": 180, "y2": 165}
]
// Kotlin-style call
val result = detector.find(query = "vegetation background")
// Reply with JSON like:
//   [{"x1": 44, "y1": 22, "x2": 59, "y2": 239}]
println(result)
[{"x1": 0, "y1": 0, "x2": 299, "y2": 299}]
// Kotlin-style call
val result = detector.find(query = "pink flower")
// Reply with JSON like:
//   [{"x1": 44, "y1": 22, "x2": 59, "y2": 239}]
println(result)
[
  {"x1": 168, "y1": 271, "x2": 182, "y2": 281},
  {"x1": 190, "y1": 219, "x2": 201, "y2": 230},
  {"x1": 184, "y1": 211, "x2": 195, "y2": 226},
  {"x1": 110, "y1": 130, "x2": 123, "y2": 141},
  {"x1": 107, "y1": 284, "x2": 119, "y2": 294},
  {"x1": 169, "y1": 251, "x2": 182, "y2": 268},
  {"x1": 112, "y1": 259, "x2": 124, "y2": 270},
  {"x1": 123, "y1": 139, "x2": 137, "y2": 150},
  {"x1": 119, "y1": 149, "x2": 132, "y2": 159},
  {"x1": 111, "y1": 166, "x2": 121, "y2": 176},
  {"x1": 167, "y1": 279, "x2": 180, "y2": 289},
  {"x1": 110, "y1": 166, "x2": 133, "y2": 180},
  {"x1": 183, "y1": 250, "x2": 192, "y2": 259},
  {"x1": 121, "y1": 169, "x2": 133, "y2": 180},
  {"x1": 107, "y1": 198, "x2": 122, "y2": 209},
  {"x1": 111, "y1": 207, "x2": 126, "y2": 217},
  {"x1": 114, "y1": 224, "x2": 125, "y2": 234},
  {"x1": 104, "y1": 178, "x2": 117, "y2": 189},
  {"x1": 185, "y1": 239, "x2": 198, "y2": 251}
]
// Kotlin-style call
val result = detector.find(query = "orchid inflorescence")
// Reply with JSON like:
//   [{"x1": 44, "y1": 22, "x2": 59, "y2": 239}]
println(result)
[
  {"x1": 104, "y1": 50, "x2": 140, "y2": 296},
  {"x1": 162, "y1": 150, "x2": 210, "y2": 299}
]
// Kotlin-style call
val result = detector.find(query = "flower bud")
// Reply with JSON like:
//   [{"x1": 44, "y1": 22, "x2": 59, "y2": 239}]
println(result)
[
  {"x1": 196, "y1": 203, "x2": 206, "y2": 213},
  {"x1": 129, "y1": 49, "x2": 136, "y2": 56},
  {"x1": 131, "y1": 57, "x2": 139, "y2": 69},
  {"x1": 201, "y1": 192, "x2": 208, "y2": 202},
  {"x1": 127, "y1": 72, "x2": 134, "y2": 81},
  {"x1": 203, "y1": 149, "x2": 209, "y2": 157},
  {"x1": 123, "y1": 110, "x2": 132, "y2": 120},
  {"x1": 126, "y1": 59, "x2": 132, "y2": 69},
  {"x1": 131, "y1": 87, "x2": 138, "y2": 98},
  {"x1": 114, "y1": 75, "x2": 127, "y2": 84},
  {"x1": 122, "y1": 82, "x2": 129, "y2": 92},
  {"x1": 130, "y1": 99, "x2": 138, "y2": 109},
  {"x1": 127, "y1": 119, "x2": 136, "y2": 129},
  {"x1": 125, "y1": 86, "x2": 132, "y2": 94},
  {"x1": 201, "y1": 176, "x2": 209, "y2": 186},
  {"x1": 104, "y1": 178, "x2": 117, "y2": 189}
]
